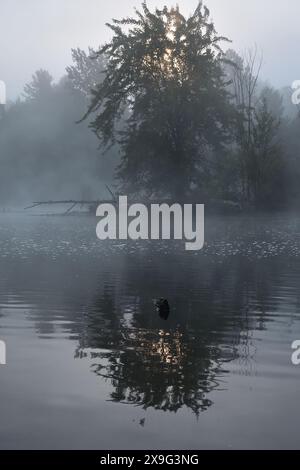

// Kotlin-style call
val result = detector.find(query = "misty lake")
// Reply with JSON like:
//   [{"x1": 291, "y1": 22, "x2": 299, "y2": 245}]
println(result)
[{"x1": 0, "y1": 212, "x2": 300, "y2": 450}]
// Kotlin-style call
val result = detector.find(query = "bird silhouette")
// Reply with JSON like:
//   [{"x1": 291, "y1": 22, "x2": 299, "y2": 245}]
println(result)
[{"x1": 155, "y1": 298, "x2": 170, "y2": 320}]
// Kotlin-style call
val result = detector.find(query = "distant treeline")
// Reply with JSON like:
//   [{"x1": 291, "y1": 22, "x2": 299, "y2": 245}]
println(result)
[
  {"x1": 0, "y1": 59, "x2": 118, "y2": 205},
  {"x1": 1, "y1": 1, "x2": 300, "y2": 209}
]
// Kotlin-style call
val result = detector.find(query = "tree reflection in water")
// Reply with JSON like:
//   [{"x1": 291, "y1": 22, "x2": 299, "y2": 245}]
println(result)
[
  {"x1": 73, "y1": 255, "x2": 274, "y2": 415},
  {"x1": 76, "y1": 324, "x2": 227, "y2": 414},
  {"x1": 11, "y1": 248, "x2": 280, "y2": 416}
]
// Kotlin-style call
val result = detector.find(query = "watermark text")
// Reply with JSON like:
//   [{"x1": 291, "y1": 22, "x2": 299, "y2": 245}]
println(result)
[
  {"x1": 0, "y1": 340, "x2": 6, "y2": 365},
  {"x1": 96, "y1": 196, "x2": 205, "y2": 251},
  {"x1": 291, "y1": 340, "x2": 300, "y2": 366},
  {"x1": 0, "y1": 80, "x2": 6, "y2": 105}
]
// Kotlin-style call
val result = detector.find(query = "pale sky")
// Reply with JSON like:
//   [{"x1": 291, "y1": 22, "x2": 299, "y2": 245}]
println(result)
[{"x1": 0, "y1": 0, "x2": 299, "y2": 99}]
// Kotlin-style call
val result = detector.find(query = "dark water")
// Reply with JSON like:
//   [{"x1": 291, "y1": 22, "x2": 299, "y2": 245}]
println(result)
[{"x1": 0, "y1": 213, "x2": 300, "y2": 449}]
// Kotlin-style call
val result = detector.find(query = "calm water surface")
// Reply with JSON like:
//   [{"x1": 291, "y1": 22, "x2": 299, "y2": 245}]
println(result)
[{"x1": 0, "y1": 213, "x2": 300, "y2": 449}]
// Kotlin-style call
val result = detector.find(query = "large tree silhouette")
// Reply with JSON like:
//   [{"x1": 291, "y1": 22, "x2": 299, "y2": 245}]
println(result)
[{"x1": 84, "y1": 1, "x2": 234, "y2": 199}]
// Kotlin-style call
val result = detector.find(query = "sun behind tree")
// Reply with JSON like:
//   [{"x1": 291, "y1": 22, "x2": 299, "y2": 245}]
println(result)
[{"x1": 84, "y1": 1, "x2": 234, "y2": 200}]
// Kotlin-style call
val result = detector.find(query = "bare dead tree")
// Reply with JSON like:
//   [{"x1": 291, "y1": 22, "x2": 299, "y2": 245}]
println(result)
[{"x1": 227, "y1": 46, "x2": 263, "y2": 202}]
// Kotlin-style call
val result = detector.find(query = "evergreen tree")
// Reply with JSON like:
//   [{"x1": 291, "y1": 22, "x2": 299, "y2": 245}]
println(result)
[{"x1": 23, "y1": 69, "x2": 54, "y2": 102}]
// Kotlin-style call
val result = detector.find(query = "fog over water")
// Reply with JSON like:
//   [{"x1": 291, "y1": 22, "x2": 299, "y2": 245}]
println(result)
[
  {"x1": 1, "y1": 0, "x2": 300, "y2": 452},
  {"x1": 1, "y1": 213, "x2": 300, "y2": 449},
  {"x1": 1, "y1": 0, "x2": 300, "y2": 207}
]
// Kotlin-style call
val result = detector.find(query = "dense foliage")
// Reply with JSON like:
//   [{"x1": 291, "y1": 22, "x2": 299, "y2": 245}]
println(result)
[{"x1": 1, "y1": 1, "x2": 300, "y2": 209}]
